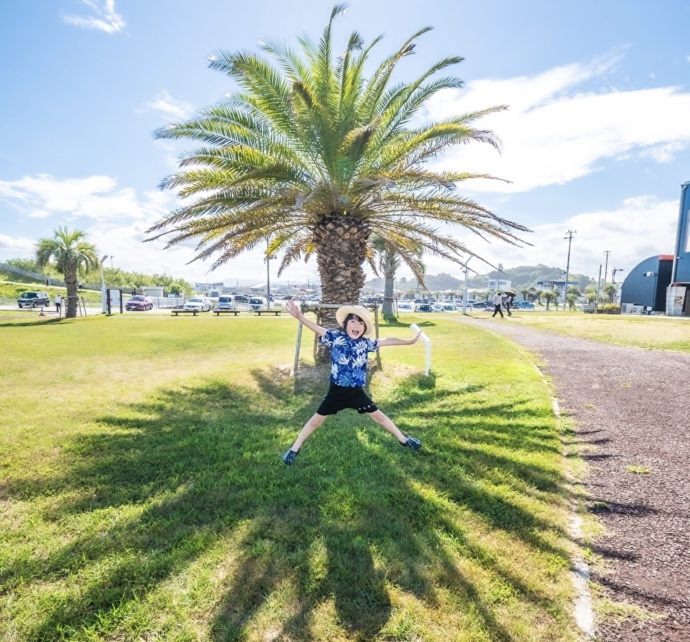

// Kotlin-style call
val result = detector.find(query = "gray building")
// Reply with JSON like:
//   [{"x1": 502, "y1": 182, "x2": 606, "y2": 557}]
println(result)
[
  {"x1": 620, "y1": 255, "x2": 673, "y2": 312},
  {"x1": 620, "y1": 182, "x2": 690, "y2": 316}
]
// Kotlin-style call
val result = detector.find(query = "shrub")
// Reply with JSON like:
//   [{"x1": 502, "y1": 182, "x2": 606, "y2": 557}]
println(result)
[{"x1": 597, "y1": 303, "x2": 621, "y2": 314}]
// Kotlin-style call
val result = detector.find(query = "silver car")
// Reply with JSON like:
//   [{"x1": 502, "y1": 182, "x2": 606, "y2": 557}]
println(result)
[{"x1": 183, "y1": 297, "x2": 211, "y2": 312}]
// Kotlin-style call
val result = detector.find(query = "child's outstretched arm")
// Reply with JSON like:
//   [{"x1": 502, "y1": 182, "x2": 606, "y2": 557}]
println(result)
[
  {"x1": 286, "y1": 300, "x2": 326, "y2": 337},
  {"x1": 378, "y1": 330, "x2": 422, "y2": 347}
]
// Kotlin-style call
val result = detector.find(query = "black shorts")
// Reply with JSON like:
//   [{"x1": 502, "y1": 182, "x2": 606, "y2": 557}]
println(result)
[{"x1": 316, "y1": 383, "x2": 379, "y2": 416}]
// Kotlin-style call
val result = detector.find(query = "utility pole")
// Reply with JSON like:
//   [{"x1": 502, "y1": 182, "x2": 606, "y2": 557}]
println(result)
[
  {"x1": 563, "y1": 230, "x2": 576, "y2": 309},
  {"x1": 612, "y1": 268, "x2": 624, "y2": 284},
  {"x1": 603, "y1": 250, "x2": 611, "y2": 285}
]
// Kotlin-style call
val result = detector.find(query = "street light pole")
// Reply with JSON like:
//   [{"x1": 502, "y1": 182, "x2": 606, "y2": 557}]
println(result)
[
  {"x1": 462, "y1": 257, "x2": 474, "y2": 315},
  {"x1": 265, "y1": 238, "x2": 276, "y2": 310},
  {"x1": 265, "y1": 239, "x2": 271, "y2": 311},
  {"x1": 596, "y1": 264, "x2": 602, "y2": 307},
  {"x1": 100, "y1": 254, "x2": 109, "y2": 314},
  {"x1": 563, "y1": 230, "x2": 576, "y2": 310}
]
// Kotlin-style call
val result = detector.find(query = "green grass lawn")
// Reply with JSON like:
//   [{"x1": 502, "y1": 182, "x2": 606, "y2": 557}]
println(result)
[
  {"x1": 0, "y1": 314, "x2": 578, "y2": 641},
  {"x1": 484, "y1": 309, "x2": 690, "y2": 352}
]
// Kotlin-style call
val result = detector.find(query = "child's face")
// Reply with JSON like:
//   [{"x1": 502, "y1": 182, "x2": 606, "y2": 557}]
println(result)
[{"x1": 345, "y1": 315, "x2": 366, "y2": 339}]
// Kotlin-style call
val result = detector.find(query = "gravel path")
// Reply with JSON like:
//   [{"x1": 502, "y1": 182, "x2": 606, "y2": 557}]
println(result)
[{"x1": 459, "y1": 317, "x2": 690, "y2": 641}]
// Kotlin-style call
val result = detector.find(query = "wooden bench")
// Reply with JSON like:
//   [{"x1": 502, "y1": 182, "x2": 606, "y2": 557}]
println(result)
[
  {"x1": 171, "y1": 309, "x2": 199, "y2": 316},
  {"x1": 254, "y1": 309, "x2": 282, "y2": 316},
  {"x1": 213, "y1": 310, "x2": 241, "y2": 316}
]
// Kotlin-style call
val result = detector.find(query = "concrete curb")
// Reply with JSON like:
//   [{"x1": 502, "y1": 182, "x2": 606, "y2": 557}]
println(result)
[{"x1": 551, "y1": 396, "x2": 596, "y2": 639}]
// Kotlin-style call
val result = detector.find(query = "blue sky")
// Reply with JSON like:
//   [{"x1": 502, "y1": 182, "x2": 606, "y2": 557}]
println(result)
[{"x1": 1, "y1": 0, "x2": 689, "y2": 285}]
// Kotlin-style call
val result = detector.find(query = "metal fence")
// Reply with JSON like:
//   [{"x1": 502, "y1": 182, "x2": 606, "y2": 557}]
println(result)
[{"x1": 0, "y1": 262, "x2": 65, "y2": 286}]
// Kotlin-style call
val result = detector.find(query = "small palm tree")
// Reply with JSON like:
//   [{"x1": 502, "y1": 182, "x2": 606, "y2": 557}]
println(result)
[
  {"x1": 36, "y1": 227, "x2": 99, "y2": 318},
  {"x1": 369, "y1": 235, "x2": 424, "y2": 316},
  {"x1": 542, "y1": 290, "x2": 556, "y2": 310},
  {"x1": 603, "y1": 283, "x2": 618, "y2": 303},
  {"x1": 565, "y1": 286, "x2": 580, "y2": 311},
  {"x1": 146, "y1": 4, "x2": 527, "y2": 341}
]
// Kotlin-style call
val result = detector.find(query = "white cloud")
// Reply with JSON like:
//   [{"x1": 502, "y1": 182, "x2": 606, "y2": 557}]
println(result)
[
  {"x1": 0, "y1": 174, "x2": 161, "y2": 221},
  {"x1": 62, "y1": 0, "x2": 125, "y2": 34},
  {"x1": 87, "y1": 219, "x2": 321, "y2": 286},
  {"x1": 0, "y1": 173, "x2": 322, "y2": 284},
  {"x1": 422, "y1": 56, "x2": 690, "y2": 193},
  {"x1": 407, "y1": 196, "x2": 678, "y2": 281},
  {"x1": 0, "y1": 233, "x2": 35, "y2": 253},
  {"x1": 145, "y1": 91, "x2": 195, "y2": 121}
]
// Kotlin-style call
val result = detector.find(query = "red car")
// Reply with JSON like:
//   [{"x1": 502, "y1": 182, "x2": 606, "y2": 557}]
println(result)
[{"x1": 126, "y1": 295, "x2": 154, "y2": 311}]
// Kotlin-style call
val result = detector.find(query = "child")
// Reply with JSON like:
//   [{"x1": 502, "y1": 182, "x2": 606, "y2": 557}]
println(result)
[{"x1": 283, "y1": 299, "x2": 423, "y2": 465}]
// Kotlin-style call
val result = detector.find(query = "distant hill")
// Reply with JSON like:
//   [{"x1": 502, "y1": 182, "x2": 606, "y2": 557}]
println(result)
[{"x1": 366, "y1": 264, "x2": 596, "y2": 293}]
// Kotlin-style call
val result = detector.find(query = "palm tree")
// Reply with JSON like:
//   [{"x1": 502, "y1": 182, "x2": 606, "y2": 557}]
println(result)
[
  {"x1": 369, "y1": 235, "x2": 424, "y2": 316},
  {"x1": 603, "y1": 283, "x2": 618, "y2": 303},
  {"x1": 565, "y1": 285, "x2": 580, "y2": 311},
  {"x1": 542, "y1": 290, "x2": 556, "y2": 310},
  {"x1": 35, "y1": 227, "x2": 99, "y2": 318},
  {"x1": 146, "y1": 4, "x2": 527, "y2": 340}
]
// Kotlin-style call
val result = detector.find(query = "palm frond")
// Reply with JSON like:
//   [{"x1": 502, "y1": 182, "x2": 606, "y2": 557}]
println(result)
[{"x1": 148, "y1": 6, "x2": 528, "y2": 297}]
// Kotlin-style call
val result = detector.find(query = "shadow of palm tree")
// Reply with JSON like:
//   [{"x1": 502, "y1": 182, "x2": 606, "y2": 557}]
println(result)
[
  {"x1": 3, "y1": 368, "x2": 576, "y2": 641},
  {"x1": 0, "y1": 317, "x2": 62, "y2": 328}
]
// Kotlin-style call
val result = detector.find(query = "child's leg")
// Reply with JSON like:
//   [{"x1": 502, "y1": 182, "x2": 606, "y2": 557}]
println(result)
[
  {"x1": 367, "y1": 410, "x2": 408, "y2": 444},
  {"x1": 291, "y1": 413, "x2": 327, "y2": 452}
]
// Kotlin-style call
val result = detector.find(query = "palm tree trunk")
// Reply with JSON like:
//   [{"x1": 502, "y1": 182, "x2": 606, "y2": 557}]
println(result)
[
  {"x1": 382, "y1": 271, "x2": 395, "y2": 316},
  {"x1": 312, "y1": 212, "x2": 370, "y2": 363},
  {"x1": 64, "y1": 271, "x2": 79, "y2": 318}
]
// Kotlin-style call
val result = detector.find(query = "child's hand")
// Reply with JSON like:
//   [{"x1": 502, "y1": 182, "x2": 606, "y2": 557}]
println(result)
[{"x1": 286, "y1": 299, "x2": 301, "y2": 319}]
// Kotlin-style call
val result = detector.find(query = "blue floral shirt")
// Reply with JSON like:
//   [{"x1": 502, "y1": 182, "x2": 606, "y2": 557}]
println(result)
[{"x1": 320, "y1": 329, "x2": 379, "y2": 387}]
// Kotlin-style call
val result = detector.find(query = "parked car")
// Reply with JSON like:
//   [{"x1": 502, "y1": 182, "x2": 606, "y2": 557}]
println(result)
[
  {"x1": 514, "y1": 301, "x2": 535, "y2": 310},
  {"x1": 17, "y1": 291, "x2": 50, "y2": 308},
  {"x1": 248, "y1": 296, "x2": 267, "y2": 310},
  {"x1": 416, "y1": 303, "x2": 433, "y2": 312},
  {"x1": 216, "y1": 295, "x2": 235, "y2": 311},
  {"x1": 183, "y1": 297, "x2": 211, "y2": 312},
  {"x1": 397, "y1": 301, "x2": 414, "y2": 312},
  {"x1": 206, "y1": 289, "x2": 221, "y2": 308},
  {"x1": 125, "y1": 295, "x2": 154, "y2": 311}
]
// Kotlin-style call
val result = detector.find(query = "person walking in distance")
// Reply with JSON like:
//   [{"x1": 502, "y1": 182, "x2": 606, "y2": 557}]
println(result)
[
  {"x1": 55, "y1": 294, "x2": 62, "y2": 317},
  {"x1": 503, "y1": 292, "x2": 514, "y2": 316},
  {"x1": 491, "y1": 291, "x2": 504, "y2": 318},
  {"x1": 282, "y1": 300, "x2": 423, "y2": 465}
]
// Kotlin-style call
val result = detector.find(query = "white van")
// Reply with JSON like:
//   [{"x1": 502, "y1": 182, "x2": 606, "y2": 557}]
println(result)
[
  {"x1": 216, "y1": 295, "x2": 235, "y2": 310},
  {"x1": 248, "y1": 296, "x2": 267, "y2": 310}
]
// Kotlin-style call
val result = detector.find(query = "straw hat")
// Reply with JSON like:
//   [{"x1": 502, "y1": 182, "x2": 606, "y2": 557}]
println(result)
[{"x1": 336, "y1": 305, "x2": 374, "y2": 338}]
